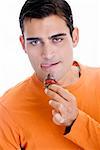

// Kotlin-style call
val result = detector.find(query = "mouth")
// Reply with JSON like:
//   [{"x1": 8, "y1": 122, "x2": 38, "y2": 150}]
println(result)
[{"x1": 41, "y1": 61, "x2": 60, "y2": 70}]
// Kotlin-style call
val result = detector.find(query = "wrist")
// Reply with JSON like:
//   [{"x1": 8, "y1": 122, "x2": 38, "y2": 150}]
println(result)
[{"x1": 64, "y1": 119, "x2": 76, "y2": 135}]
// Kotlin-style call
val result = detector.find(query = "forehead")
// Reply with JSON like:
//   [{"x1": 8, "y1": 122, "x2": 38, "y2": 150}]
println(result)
[{"x1": 23, "y1": 15, "x2": 70, "y2": 37}]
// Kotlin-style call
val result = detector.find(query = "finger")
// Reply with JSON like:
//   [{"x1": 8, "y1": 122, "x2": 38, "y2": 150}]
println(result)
[
  {"x1": 45, "y1": 86, "x2": 76, "y2": 103},
  {"x1": 49, "y1": 100, "x2": 62, "y2": 112},
  {"x1": 53, "y1": 112, "x2": 65, "y2": 125},
  {"x1": 45, "y1": 88, "x2": 66, "y2": 104},
  {"x1": 50, "y1": 100, "x2": 72, "y2": 117},
  {"x1": 52, "y1": 110, "x2": 61, "y2": 125},
  {"x1": 48, "y1": 84, "x2": 76, "y2": 102},
  {"x1": 52, "y1": 109, "x2": 65, "y2": 120},
  {"x1": 52, "y1": 109, "x2": 56, "y2": 115}
]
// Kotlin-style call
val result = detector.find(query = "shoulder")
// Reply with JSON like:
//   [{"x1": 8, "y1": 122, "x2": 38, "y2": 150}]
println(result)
[
  {"x1": 80, "y1": 64, "x2": 100, "y2": 93},
  {"x1": 0, "y1": 73, "x2": 45, "y2": 109},
  {"x1": 0, "y1": 74, "x2": 35, "y2": 106},
  {"x1": 80, "y1": 64, "x2": 100, "y2": 80},
  {"x1": 4, "y1": 74, "x2": 35, "y2": 93}
]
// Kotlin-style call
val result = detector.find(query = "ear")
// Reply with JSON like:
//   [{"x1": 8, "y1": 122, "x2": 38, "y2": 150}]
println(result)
[
  {"x1": 19, "y1": 35, "x2": 26, "y2": 53},
  {"x1": 72, "y1": 27, "x2": 79, "y2": 48}
]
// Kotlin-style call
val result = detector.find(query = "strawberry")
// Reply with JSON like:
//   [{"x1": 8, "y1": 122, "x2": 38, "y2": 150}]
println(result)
[{"x1": 44, "y1": 74, "x2": 57, "y2": 88}]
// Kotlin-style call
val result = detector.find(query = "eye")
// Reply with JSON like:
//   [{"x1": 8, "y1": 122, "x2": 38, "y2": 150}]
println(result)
[
  {"x1": 52, "y1": 37, "x2": 63, "y2": 43},
  {"x1": 30, "y1": 39, "x2": 41, "y2": 46}
]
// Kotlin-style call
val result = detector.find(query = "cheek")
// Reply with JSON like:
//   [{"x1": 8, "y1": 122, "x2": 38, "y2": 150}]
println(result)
[
  {"x1": 26, "y1": 45, "x2": 39, "y2": 59},
  {"x1": 27, "y1": 50, "x2": 42, "y2": 70},
  {"x1": 59, "y1": 39, "x2": 73, "y2": 55},
  {"x1": 60, "y1": 46, "x2": 73, "y2": 60},
  {"x1": 60, "y1": 48, "x2": 73, "y2": 70},
  {"x1": 29, "y1": 53, "x2": 38, "y2": 64}
]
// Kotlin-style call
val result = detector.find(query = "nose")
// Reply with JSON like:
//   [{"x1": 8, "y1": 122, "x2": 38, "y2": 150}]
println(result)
[{"x1": 41, "y1": 44, "x2": 55, "y2": 60}]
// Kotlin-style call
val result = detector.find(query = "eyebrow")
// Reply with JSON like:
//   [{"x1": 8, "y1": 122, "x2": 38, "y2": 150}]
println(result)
[
  {"x1": 48, "y1": 33, "x2": 67, "y2": 39},
  {"x1": 26, "y1": 37, "x2": 41, "y2": 41},
  {"x1": 26, "y1": 33, "x2": 67, "y2": 41}
]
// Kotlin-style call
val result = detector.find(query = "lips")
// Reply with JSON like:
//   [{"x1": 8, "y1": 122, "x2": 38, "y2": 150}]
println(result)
[{"x1": 41, "y1": 61, "x2": 60, "y2": 69}]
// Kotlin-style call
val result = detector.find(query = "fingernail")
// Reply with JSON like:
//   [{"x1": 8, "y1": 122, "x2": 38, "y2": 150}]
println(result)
[
  {"x1": 49, "y1": 100, "x2": 52, "y2": 105},
  {"x1": 44, "y1": 88, "x2": 48, "y2": 94},
  {"x1": 60, "y1": 118, "x2": 65, "y2": 124}
]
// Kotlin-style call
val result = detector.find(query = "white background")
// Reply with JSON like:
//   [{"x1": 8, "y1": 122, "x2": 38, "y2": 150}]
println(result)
[{"x1": 0, "y1": 0, "x2": 100, "y2": 96}]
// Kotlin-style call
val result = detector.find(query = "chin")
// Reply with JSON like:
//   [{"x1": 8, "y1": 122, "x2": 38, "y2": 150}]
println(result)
[{"x1": 51, "y1": 72, "x2": 64, "y2": 82}]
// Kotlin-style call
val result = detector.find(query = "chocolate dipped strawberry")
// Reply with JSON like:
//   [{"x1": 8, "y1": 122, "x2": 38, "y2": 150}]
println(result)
[{"x1": 44, "y1": 74, "x2": 57, "y2": 88}]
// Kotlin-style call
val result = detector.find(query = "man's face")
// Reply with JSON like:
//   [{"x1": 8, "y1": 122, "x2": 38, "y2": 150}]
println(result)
[{"x1": 20, "y1": 15, "x2": 79, "y2": 82}]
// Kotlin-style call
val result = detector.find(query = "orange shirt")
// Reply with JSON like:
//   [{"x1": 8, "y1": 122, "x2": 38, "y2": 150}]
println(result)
[{"x1": 0, "y1": 64, "x2": 100, "y2": 150}]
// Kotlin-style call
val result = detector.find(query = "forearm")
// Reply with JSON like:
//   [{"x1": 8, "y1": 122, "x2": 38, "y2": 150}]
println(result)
[{"x1": 64, "y1": 110, "x2": 100, "y2": 150}]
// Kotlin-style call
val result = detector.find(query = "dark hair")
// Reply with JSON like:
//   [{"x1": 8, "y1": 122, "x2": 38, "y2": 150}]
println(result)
[{"x1": 19, "y1": 0, "x2": 74, "y2": 36}]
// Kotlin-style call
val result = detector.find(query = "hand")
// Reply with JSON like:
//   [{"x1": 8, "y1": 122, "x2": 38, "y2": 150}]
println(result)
[{"x1": 45, "y1": 84, "x2": 79, "y2": 127}]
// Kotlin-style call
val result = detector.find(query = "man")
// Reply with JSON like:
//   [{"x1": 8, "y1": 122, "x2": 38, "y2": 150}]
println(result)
[{"x1": 0, "y1": 0, "x2": 100, "y2": 149}]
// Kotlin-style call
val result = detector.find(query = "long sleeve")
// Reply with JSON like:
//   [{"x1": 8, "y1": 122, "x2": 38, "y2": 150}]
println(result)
[
  {"x1": 65, "y1": 110, "x2": 100, "y2": 150},
  {"x1": 0, "y1": 103, "x2": 26, "y2": 150}
]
